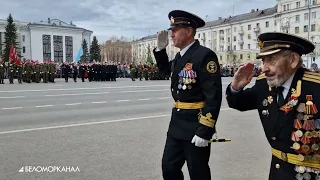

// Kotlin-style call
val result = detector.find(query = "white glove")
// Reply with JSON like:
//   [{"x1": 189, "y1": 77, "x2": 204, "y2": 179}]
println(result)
[
  {"x1": 191, "y1": 135, "x2": 209, "y2": 147},
  {"x1": 157, "y1": 30, "x2": 169, "y2": 50}
]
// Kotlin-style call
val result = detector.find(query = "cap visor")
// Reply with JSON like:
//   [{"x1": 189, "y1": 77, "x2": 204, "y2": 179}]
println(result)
[{"x1": 256, "y1": 49, "x2": 281, "y2": 59}]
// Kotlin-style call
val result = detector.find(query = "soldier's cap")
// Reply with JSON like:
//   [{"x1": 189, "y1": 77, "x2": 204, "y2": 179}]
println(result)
[
  {"x1": 168, "y1": 10, "x2": 205, "y2": 30},
  {"x1": 256, "y1": 32, "x2": 315, "y2": 59}
]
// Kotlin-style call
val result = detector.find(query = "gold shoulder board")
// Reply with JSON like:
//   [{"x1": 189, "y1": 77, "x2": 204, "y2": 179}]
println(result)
[
  {"x1": 303, "y1": 71, "x2": 320, "y2": 84},
  {"x1": 256, "y1": 73, "x2": 266, "y2": 80}
]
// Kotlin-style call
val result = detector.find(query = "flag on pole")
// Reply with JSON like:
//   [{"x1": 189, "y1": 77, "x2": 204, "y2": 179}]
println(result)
[
  {"x1": 74, "y1": 46, "x2": 83, "y2": 63},
  {"x1": 9, "y1": 42, "x2": 22, "y2": 66}
]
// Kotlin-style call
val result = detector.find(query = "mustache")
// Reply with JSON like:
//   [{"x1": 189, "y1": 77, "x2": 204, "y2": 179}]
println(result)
[{"x1": 265, "y1": 73, "x2": 275, "y2": 77}]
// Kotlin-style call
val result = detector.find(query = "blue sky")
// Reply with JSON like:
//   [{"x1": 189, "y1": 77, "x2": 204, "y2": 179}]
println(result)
[{"x1": 1, "y1": 0, "x2": 276, "y2": 43}]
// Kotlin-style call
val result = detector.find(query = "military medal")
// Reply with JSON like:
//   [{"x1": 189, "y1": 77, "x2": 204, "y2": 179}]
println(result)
[
  {"x1": 296, "y1": 113, "x2": 304, "y2": 120},
  {"x1": 297, "y1": 154, "x2": 305, "y2": 161},
  {"x1": 305, "y1": 95, "x2": 318, "y2": 114},
  {"x1": 267, "y1": 96, "x2": 273, "y2": 104},
  {"x1": 296, "y1": 173, "x2": 304, "y2": 180},
  {"x1": 178, "y1": 84, "x2": 182, "y2": 89},
  {"x1": 297, "y1": 103, "x2": 306, "y2": 113},
  {"x1": 182, "y1": 85, "x2": 187, "y2": 90},
  {"x1": 292, "y1": 132, "x2": 301, "y2": 150},
  {"x1": 311, "y1": 143, "x2": 319, "y2": 151},
  {"x1": 262, "y1": 99, "x2": 268, "y2": 106},
  {"x1": 303, "y1": 172, "x2": 312, "y2": 180},
  {"x1": 294, "y1": 119, "x2": 303, "y2": 138},
  {"x1": 300, "y1": 134, "x2": 310, "y2": 153},
  {"x1": 262, "y1": 110, "x2": 268, "y2": 115},
  {"x1": 187, "y1": 85, "x2": 192, "y2": 89}
]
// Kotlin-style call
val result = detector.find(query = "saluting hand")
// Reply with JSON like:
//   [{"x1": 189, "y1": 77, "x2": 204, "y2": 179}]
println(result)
[
  {"x1": 157, "y1": 30, "x2": 169, "y2": 50},
  {"x1": 231, "y1": 62, "x2": 255, "y2": 91}
]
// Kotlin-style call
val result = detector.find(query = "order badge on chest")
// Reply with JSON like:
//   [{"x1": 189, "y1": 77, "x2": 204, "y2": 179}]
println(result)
[{"x1": 178, "y1": 63, "x2": 197, "y2": 90}]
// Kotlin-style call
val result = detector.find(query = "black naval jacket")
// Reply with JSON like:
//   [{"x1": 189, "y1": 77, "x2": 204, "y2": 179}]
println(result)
[
  {"x1": 226, "y1": 68, "x2": 320, "y2": 180},
  {"x1": 153, "y1": 40, "x2": 222, "y2": 141}
]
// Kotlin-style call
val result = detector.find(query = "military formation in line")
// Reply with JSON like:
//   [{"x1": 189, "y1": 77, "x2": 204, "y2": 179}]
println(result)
[
  {"x1": 129, "y1": 62, "x2": 170, "y2": 81},
  {"x1": 0, "y1": 60, "x2": 56, "y2": 84}
]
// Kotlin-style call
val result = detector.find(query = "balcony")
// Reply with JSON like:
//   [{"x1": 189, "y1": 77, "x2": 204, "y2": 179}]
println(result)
[
  {"x1": 238, "y1": 29, "x2": 244, "y2": 35},
  {"x1": 238, "y1": 39, "x2": 244, "y2": 45},
  {"x1": 219, "y1": 34, "x2": 224, "y2": 39},
  {"x1": 253, "y1": 27, "x2": 260, "y2": 33}
]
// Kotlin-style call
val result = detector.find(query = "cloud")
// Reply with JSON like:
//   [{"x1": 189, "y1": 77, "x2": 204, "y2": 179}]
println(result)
[{"x1": 0, "y1": 0, "x2": 276, "y2": 42}]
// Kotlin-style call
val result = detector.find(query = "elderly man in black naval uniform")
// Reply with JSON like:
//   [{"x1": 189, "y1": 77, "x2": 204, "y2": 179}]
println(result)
[
  {"x1": 226, "y1": 32, "x2": 320, "y2": 180},
  {"x1": 153, "y1": 10, "x2": 222, "y2": 180}
]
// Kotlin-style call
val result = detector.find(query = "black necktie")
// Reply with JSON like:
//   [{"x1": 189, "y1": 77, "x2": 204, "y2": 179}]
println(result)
[
  {"x1": 277, "y1": 86, "x2": 285, "y2": 106},
  {"x1": 173, "y1": 52, "x2": 181, "y2": 68}
]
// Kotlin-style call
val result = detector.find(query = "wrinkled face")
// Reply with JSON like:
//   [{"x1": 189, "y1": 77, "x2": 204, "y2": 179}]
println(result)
[
  {"x1": 261, "y1": 50, "x2": 299, "y2": 87},
  {"x1": 170, "y1": 26, "x2": 193, "y2": 49}
]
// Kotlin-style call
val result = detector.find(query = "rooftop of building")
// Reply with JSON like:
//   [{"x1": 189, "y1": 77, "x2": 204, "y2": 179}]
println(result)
[
  {"x1": 133, "y1": 6, "x2": 277, "y2": 42},
  {"x1": 0, "y1": 17, "x2": 93, "y2": 32}
]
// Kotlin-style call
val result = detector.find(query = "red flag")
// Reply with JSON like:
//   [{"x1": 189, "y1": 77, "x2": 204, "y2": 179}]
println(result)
[{"x1": 9, "y1": 42, "x2": 22, "y2": 66}]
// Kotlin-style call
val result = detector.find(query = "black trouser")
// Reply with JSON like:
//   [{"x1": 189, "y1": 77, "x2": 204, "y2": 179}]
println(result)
[
  {"x1": 162, "y1": 135, "x2": 211, "y2": 180},
  {"x1": 65, "y1": 73, "x2": 68, "y2": 82}
]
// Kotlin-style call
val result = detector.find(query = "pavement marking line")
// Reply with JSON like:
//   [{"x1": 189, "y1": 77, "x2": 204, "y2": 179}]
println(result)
[
  {"x1": 116, "y1": 100, "x2": 130, "y2": 102},
  {"x1": 158, "y1": 97, "x2": 171, "y2": 99},
  {"x1": 92, "y1": 101, "x2": 107, "y2": 104},
  {"x1": 36, "y1": 105, "x2": 54, "y2": 108},
  {"x1": 65, "y1": 103, "x2": 82, "y2": 106},
  {"x1": 0, "y1": 84, "x2": 169, "y2": 93},
  {"x1": 138, "y1": 98, "x2": 151, "y2": 101},
  {"x1": 0, "y1": 108, "x2": 232, "y2": 135},
  {"x1": 0, "y1": 96, "x2": 25, "y2": 99},
  {"x1": 121, "y1": 89, "x2": 167, "y2": 93},
  {"x1": 2, "y1": 107, "x2": 22, "y2": 110},
  {"x1": 45, "y1": 92, "x2": 109, "y2": 97}
]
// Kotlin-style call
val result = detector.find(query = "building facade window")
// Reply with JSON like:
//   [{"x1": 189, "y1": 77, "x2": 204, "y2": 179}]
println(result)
[
  {"x1": 22, "y1": 46, "x2": 25, "y2": 53},
  {"x1": 65, "y1": 36, "x2": 73, "y2": 62},
  {"x1": 42, "y1": 35, "x2": 51, "y2": 60},
  {"x1": 295, "y1": 27, "x2": 299, "y2": 33},
  {"x1": 53, "y1": 35, "x2": 63, "y2": 63},
  {"x1": 305, "y1": 13, "x2": 309, "y2": 20},
  {"x1": 296, "y1": 1, "x2": 300, "y2": 8},
  {"x1": 311, "y1": 24, "x2": 315, "y2": 31},
  {"x1": 22, "y1": 35, "x2": 25, "y2": 42},
  {"x1": 295, "y1": 15, "x2": 300, "y2": 22}
]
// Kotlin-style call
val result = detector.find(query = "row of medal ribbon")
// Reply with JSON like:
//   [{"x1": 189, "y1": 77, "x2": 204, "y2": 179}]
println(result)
[
  {"x1": 178, "y1": 69, "x2": 197, "y2": 90},
  {"x1": 295, "y1": 165, "x2": 320, "y2": 180}
]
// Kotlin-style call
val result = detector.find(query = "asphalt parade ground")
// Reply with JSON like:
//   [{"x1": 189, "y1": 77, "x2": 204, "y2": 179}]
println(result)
[{"x1": 0, "y1": 77, "x2": 271, "y2": 180}]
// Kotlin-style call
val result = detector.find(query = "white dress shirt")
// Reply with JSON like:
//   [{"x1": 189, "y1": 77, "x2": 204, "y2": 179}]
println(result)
[{"x1": 179, "y1": 41, "x2": 195, "y2": 57}]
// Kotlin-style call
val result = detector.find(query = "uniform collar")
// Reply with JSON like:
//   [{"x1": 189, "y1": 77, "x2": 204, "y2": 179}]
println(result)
[{"x1": 179, "y1": 40, "x2": 195, "y2": 57}]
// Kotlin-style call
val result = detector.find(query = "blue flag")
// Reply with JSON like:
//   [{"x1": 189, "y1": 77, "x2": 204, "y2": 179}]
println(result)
[{"x1": 74, "y1": 47, "x2": 83, "y2": 63}]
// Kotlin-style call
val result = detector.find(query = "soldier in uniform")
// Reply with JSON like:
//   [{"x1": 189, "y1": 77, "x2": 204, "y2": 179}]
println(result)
[
  {"x1": 0, "y1": 62, "x2": 4, "y2": 84},
  {"x1": 130, "y1": 62, "x2": 136, "y2": 81},
  {"x1": 153, "y1": 10, "x2": 222, "y2": 180},
  {"x1": 226, "y1": 32, "x2": 320, "y2": 179},
  {"x1": 79, "y1": 63, "x2": 86, "y2": 82},
  {"x1": 8, "y1": 62, "x2": 15, "y2": 84},
  {"x1": 42, "y1": 61, "x2": 49, "y2": 83},
  {"x1": 34, "y1": 61, "x2": 41, "y2": 83},
  {"x1": 49, "y1": 61, "x2": 56, "y2": 83},
  {"x1": 72, "y1": 63, "x2": 78, "y2": 82},
  {"x1": 138, "y1": 62, "x2": 144, "y2": 81},
  {"x1": 16, "y1": 64, "x2": 23, "y2": 83}
]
